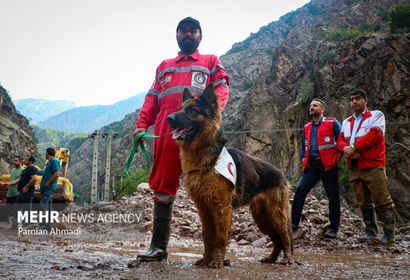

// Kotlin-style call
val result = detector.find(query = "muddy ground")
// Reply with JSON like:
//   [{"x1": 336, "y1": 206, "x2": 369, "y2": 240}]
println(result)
[{"x1": 0, "y1": 183, "x2": 408, "y2": 279}]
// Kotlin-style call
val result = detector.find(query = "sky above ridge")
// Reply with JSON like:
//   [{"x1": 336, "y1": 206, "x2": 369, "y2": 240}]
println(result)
[{"x1": 0, "y1": 0, "x2": 309, "y2": 106}]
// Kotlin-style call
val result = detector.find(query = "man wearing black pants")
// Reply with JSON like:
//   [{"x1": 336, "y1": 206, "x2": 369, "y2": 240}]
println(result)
[
  {"x1": 12, "y1": 156, "x2": 38, "y2": 229},
  {"x1": 292, "y1": 98, "x2": 342, "y2": 239}
]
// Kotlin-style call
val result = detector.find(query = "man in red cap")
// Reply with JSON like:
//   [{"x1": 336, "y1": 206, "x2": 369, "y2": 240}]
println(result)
[{"x1": 133, "y1": 17, "x2": 230, "y2": 261}]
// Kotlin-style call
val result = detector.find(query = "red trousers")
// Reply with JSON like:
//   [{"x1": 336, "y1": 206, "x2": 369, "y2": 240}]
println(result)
[{"x1": 149, "y1": 106, "x2": 182, "y2": 203}]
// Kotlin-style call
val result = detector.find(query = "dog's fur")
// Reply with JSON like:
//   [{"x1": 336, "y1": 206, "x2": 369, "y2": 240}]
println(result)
[{"x1": 167, "y1": 84, "x2": 293, "y2": 268}]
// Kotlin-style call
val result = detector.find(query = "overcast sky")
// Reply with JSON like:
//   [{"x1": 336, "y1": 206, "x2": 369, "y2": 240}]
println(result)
[{"x1": 0, "y1": 0, "x2": 309, "y2": 106}]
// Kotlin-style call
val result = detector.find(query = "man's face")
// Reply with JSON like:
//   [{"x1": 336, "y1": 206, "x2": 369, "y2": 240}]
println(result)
[
  {"x1": 350, "y1": 94, "x2": 367, "y2": 114},
  {"x1": 24, "y1": 157, "x2": 30, "y2": 166},
  {"x1": 13, "y1": 157, "x2": 21, "y2": 168},
  {"x1": 177, "y1": 22, "x2": 202, "y2": 54},
  {"x1": 309, "y1": 101, "x2": 324, "y2": 117}
]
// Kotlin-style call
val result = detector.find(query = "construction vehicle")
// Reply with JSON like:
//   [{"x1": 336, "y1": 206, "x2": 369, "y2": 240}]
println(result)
[{"x1": 0, "y1": 148, "x2": 74, "y2": 215}]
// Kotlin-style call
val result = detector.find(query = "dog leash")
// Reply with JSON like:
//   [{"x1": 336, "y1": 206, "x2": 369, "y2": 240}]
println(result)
[{"x1": 125, "y1": 130, "x2": 176, "y2": 180}]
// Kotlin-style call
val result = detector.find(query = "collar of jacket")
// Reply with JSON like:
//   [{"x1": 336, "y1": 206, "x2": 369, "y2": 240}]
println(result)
[
  {"x1": 348, "y1": 108, "x2": 371, "y2": 122},
  {"x1": 175, "y1": 50, "x2": 200, "y2": 62},
  {"x1": 310, "y1": 116, "x2": 324, "y2": 125}
]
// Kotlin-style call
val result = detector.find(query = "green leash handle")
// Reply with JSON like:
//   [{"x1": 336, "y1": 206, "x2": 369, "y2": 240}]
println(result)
[{"x1": 125, "y1": 130, "x2": 176, "y2": 180}]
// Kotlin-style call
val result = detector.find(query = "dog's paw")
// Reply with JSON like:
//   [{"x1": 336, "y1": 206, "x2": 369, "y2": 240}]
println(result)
[
  {"x1": 194, "y1": 258, "x2": 211, "y2": 267},
  {"x1": 259, "y1": 257, "x2": 277, "y2": 263},
  {"x1": 279, "y1": 258, "x2": 293, "y2": 265},
  {"x1": 207, "y1": 259, "x2": 223, "y2": 268}
]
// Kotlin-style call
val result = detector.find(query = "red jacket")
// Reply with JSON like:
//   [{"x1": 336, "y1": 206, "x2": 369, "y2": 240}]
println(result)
[
  {"x1": 337, "y1": 109, "x2": 385, "y2": 169},
  {"x1": 135, "y1": 50, "x2": 229, "y2": 201},
  {"x1": 303, "y1": 117, "x2": 339, "y2": 171},
  {"x1": 137, "y1": 50, "x2": 229, "y2": 129}
]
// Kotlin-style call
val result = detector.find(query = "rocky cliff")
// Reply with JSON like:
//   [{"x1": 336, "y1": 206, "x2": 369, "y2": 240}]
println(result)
[
  {"x1": 0, "y1": 86, "x2": 36, "y2": 173},
  {"x1": 220, "y1": 0, "x2": 410, "y2": 220}
]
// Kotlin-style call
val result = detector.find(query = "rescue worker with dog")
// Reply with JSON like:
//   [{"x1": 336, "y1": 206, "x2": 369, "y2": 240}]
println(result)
[
  {"x1": 337, "y1": 89, "x2": 395, "y2": 244},
  {"x1": 132, "y1": 17, "x2": 229, "y2": 261},
  {"x1": 292, "y1": 98, "x2": 341, "y2": 239}
]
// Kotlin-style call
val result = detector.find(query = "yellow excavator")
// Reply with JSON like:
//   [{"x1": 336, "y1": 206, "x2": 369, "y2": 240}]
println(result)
[{"x1": 0, "y1": 148, "x2": 74, "y2": 212}]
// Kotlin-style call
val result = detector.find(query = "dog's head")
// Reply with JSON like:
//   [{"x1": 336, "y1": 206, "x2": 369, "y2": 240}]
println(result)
[{"x1": 167, "y1": 83, "x2": 221, "y2": 141}]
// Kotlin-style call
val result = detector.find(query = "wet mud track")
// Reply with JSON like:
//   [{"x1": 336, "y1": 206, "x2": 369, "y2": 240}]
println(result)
[
  {"x1": 1, "y1": 188, "x2": 408, "y2": 279},
  {"x1": 0, "y1": 235, "x2": 408, "y2": 279}
]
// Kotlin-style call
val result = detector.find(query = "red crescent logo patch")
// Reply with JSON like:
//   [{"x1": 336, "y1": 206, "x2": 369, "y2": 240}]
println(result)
[{"x1": 227, "y1": 162, "x2": 234, "y2": 177}]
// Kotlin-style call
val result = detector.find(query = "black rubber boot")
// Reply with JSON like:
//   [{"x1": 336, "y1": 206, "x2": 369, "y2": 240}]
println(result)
[
  {"x1": 357, "y1": 209, "x2": 378, "y2": 242},
  {"x1": 374, "y1": 208, "x2": 395, "y2": 245},
  {"x1": 137, "y1": 201, "x2": 173, "y2": 261}
]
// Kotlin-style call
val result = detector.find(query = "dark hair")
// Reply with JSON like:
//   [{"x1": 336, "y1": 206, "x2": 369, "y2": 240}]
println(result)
[
  {"x1": 349, "y1": 89, "x2": 367, "y2": 99},
  {"x1": 28, "y1": 156, "x2": 35, "y2": 164},
  {"x1": 176, "y1": 17, "x2": 202, "y2": 34},
  {"x1": 311, "y1": 98, "x2": 326, "y2": 108},
  {"x1": 13, "y1": 155, "x2": 22, "y2": 161},
  {"x1": 46, "y1": 147, "x2": 56, "y2": 156}
]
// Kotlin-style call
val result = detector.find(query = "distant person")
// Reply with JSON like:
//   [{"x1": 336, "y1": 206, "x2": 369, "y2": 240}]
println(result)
[
  {"x1": 12, "y1": 155, "x2": 38, "y2": 228},
  {"x1": 1, "y1": 156, "x2": 24, "y2": 229},
  {"x1": 292, "y1": 98, "x2": 342, "y2": 239},
  {"x1": 337, "y1": 89, "x2": 395, "y2": 244},
  {"x1": 132, "y1": 17, "x2": 229, "y2": 261},
  {"x1": 37, "y1": 148, "x2": 60, "y2": 230}
]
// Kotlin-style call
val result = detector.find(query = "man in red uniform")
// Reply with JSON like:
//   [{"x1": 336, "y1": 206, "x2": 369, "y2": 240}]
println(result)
[
  {"x1": 133, "y1": 17, "x2": 229, "y2": 261},
  {"x1": 337, "y1": 89, "x2": 395, "y2": 244},
  {"x1": 291, "y1": 98, "x2": 341, "y2": 239}
]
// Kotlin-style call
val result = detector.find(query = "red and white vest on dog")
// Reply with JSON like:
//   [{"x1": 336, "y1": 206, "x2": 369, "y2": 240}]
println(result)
[
  {"x1": 215, "y1": 147, "x2": 237, "y2": 186},
  {"x1": 337, "y1": 109, "x2": 385, "y2": 169},
  {"x1": 302, "y1": 117, "x2": 338, "y2": 171}
]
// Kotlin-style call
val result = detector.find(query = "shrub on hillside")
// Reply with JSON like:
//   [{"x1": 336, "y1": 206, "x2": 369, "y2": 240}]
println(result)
[
  {"x1": 388, "y1": 4, "x2": 410, "y2": 34},
  {"x1": 297, "y1": 80, "x2": 314, "y2": 105},
  {"x1": 320, "y1": 51, "x2": 337, "y2": 66}
]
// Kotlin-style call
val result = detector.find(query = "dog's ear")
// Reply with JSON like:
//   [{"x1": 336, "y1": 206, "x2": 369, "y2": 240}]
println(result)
[
  {"x1": 183, "y1": 88, "x2": 195, "y2": 102},
  {"x1": 200, "y1": 83, "x2": 217, "y2": 109}
]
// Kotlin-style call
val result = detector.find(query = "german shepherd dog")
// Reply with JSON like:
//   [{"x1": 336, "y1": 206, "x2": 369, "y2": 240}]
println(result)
[{"x1": 166, "y1": 84, "x2": 292, "y2": 268}]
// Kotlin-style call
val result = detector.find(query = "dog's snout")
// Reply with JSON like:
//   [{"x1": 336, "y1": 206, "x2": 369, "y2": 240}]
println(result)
[{"x1": 167, "y1": 114, "x2": 177, "y2": 128}]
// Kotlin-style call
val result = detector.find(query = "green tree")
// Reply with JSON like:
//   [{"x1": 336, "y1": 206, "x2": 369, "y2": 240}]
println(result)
[
  {"x1": 297, "y1": 80, "x2": 314, "y2": 105},
  {"x1": 388, "y1": 4, "x2": 410, "y2": 34}
]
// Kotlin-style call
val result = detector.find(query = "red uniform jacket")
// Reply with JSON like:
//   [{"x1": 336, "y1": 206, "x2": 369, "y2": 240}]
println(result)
[
  {"x1": 136, "y1": 50, "x2": 229, "y2": 202},
  {"x1": 337, "y1": 109, "x2": 385, "y2": 169},
  {"x1": 303, "y1": 118, "x2": 339, "y2": 171},
  {"x1": 137, "y1": 50, "x2": 229, "y2": 129}
]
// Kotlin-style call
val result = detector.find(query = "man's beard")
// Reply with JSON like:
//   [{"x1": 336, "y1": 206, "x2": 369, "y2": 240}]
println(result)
[
  {"x1": 178, "y1": 37, "x2": 200, "y2": 54},
  {"x1": 310, "y1": 110, "x2": 320, "y2": 117}
]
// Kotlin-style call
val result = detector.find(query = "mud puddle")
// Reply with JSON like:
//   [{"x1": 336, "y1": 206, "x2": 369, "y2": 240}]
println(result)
[{"x1": 0, "y1": 232, "x2": 408, "y2": 280}]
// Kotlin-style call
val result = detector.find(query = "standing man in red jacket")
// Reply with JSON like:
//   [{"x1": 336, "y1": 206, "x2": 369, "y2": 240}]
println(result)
[
  {"x1": 337, "y1": 89, "x2": 395, "y2": 244},
  {"x1": 292, "y1": 98, "x2": 341, "y2": 239},
  {"x1": 133, "y1": 17, "x2": 229, "y2": 261}
]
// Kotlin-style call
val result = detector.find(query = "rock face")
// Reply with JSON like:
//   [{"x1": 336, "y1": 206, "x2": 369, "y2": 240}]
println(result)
[
  {"x1": 0, "y1": 86, "x2": 36, "y2": 173},
  {"x1": 220, "y1": 0, "x2": 410, "y2": 220}
]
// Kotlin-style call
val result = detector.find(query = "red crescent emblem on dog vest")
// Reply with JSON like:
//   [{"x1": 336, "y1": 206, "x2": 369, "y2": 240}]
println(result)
[
  {"x1": 215, "y1": 147, "x2": 237, "y2": 186},
  {"x1": 227, "y1": 162, "x2": 234, "y2": 177}
]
